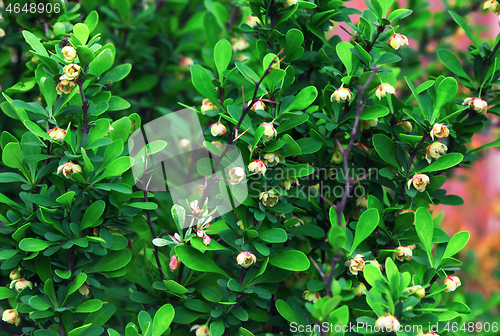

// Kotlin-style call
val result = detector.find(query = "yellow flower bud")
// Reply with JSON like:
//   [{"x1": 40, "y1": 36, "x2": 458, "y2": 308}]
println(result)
[
  {"x1": 260, "y1": 122, "x2": 277, "y2": 141},
  {"x1": 249, "y1": 100, "x2": 266, "y2": 111},
  {"x1": 2, "y1": 309, "x2": 20, "y2": 326},
  {"x1": 190, "y1": 325, "x2": 210, "y2": 336},
  {"x1": 375, "y1": 83, "x2": 395, "y2": 100},
  {"x1": 463, "y1": 97, "x2": 488, "y2": 114},
  {"x1": 484, "y1": 0, "x2": 500, "y2": 13},
  {"x1": 200, "y1": 98, "x2": 219, "y2": 115},
  {"x1": 356, "y1": 196, "x2": 368, "y2": 208},
  {"x1": 210, "y1": 122, "x2": 226, "y2": 137},
  {"x1": 398, "y1": 121, "x2": 412, "y2": 133},
  {"x1": 246, "y1": 15, "x2": 261, "y2": 28},
  {"x1": 443, "y1": 275, "x2": 461, "y2": 292},
  {"x1": 232, "y1": 37, "x2": 249, "y2": 52},
  {"x1": 369, "y1": 259, "x2": 383, "y2": 271},
  {"x1": 283, "y1": 0, "x2": 299, "y2": 7},
  {"x1": 236, "y1": 251, "x2": 257, "y2": 268},
  {"x1": 331, "y1": 150, "x2": 343, "y2": 164},
  {"x1": 282, "y1": 177, "x2": 299, "y2": 190},
  {"x1": 425, "y1": 141, "x2": 447, "y2": 163},
  {"x1": 375, "y1": 314, "x2": 400, "y2": 332},
  {"x1": 388, "y1": 33, "x2": 409, "y2": 50},
  {"x1": 9, "y1": 270, "x2": 21, "y2": 280},
  {"x1": 404, "y1": 285, "x2": 426, "y2": 299},
  {"x1": 170, "y1": 255, "x2": 180, "y2": 271},
  {"x1": 62, "y1": 46, "x2": 77, "y2": 62},
  {"x1": 360, "y1": 118, "x2": 378, "y2": 130},
  {"x1": 0, "y1": 28, "x2": 5, "y2": 38},
  {"x1": 179, "y1": 56, "x2": 194, "y2": 71},
  {"x1": 407, "y1": 173, "x2": 430, "y2": 192},
  {"x1": 78, "y1": 283, "x2": 91, "y2": 297}
]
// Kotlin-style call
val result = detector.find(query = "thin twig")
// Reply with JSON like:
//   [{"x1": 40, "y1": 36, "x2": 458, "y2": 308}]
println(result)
[
  {"x1": 78, "y1": 66, "x2": 90, "y2": 136},
  {"x1": 335, "y1": 67, "x2": 379, "y2": 226}
]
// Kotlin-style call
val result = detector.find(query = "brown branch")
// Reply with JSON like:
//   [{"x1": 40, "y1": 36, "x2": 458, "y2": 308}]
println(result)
[
  {"x1": 335, "y1": 67, "x2": 379, "y2": 226},
  {"x1": 78, "y1": 66, "x2": 90, "y2": 136}
]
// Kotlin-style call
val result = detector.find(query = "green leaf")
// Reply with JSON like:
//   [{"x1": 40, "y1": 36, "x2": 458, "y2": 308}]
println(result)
[
  {"x1": 415, "y1": 207, "x2": 434, "y2": 267},
  {"x1": 190, "y1": 64, "x2": 219, "y2": 105},
  {"x1": 281, "y1": 134, "x2": 302, "y2": 157},
  {"x1": 108, "y1": 96, "x2": 131, "y2": 111},
  {"x1": 360, "y1": 106, "x2": 390, "y2": 120},
  {"x1": 80, "y1": 200, "x2": 106, "y2": 230},
  {"x1": 285, "y1": 29, "x2": 305, "y2": 62},
  {"x1": 437, "y1": 49, "x2": 471, "y2": 80},
  {"x1": 95, "y1": 156, "x2": 133, "y2": 182},
  {"x1": 269, "y1": 250, "x2": 310, "y2": 271},
  {"x1": 276, "y1": 112, "x2": 309, "y2": 133},
  {"x1": 210, "y1": 320, "x2": 225, "y2": 336},
  {"x1": 85, "y1": 303, "x2": 116, "y2": 327},
  {"x1": 448, "y1": 11, "x2": 477, "y2": 46},
  {"x1": 152, "y1": 304, "x2": 175, "y2": 336},
  {"x1": 74, "y1": 23, "x2": 90, "y2": 45},
  {"x1": 175, "y1": 244, "x2": 229, "y2": 277},
  {"x1": 418, "y1": 153, "x2": 463, "y2": 173},
  {"x1": 76, "y1": 46, "x2": 95, "y2": 70},
  {"x1": 336, "y1": 42, "x2": 354, "y2": 74},
  {"x1": 350, "y1": 209, "x2": 379, "y2": 253},
  {"x1": 22, "y1": 31, "x2": 48, "y2": 57},
  {"x1": 128, "y1": 202, "x2": 158, "y2": 210},
  {"x1": 275, "y1": 299, "x2": 298, "y2": 323},
  {"x1": 67, "y1": 273, "x2": 88, "y2": 297},
  {"x1": 88, "y1": 50, "x2": 114, "y2": 77},
  {"x1": 387, "y1": 9, "x2": 413, "y2": 22},
  {"x1": 74, "y1": 299, "x2": 103, "y2": 313},
  {"x1": 84, "y1": 11, "x2": 99, "y2": 33},
  {"x1": 285, "y1": 86, "x2": 318, "y2": 112},
  {"x1": 81, "y1": 149, "x2": 94, "y2": 177},
  {"x1": 373, "y1": 134, "x2": 401, "y2": 170},
  {"x1": 89, "y1": 249, "x2": 132, "y2": 273},
  {"x1": 442, "y1": 231, "x2": 469, "y2": 260},
  {"x1": 259, "y1": 228, "x2": 287, "y2": 243},
  {"x1": 19, "y1": 238, "x2": 54, "y2": 252},
  {"x1": 283, "y1": 164, "x2": 315, "y2": 178},
  {"x1": 214, "y1": 39, "x2": 232, "y2": 80},
  {"x1": 30, "y1": 296, "x2": 52, "y2": 311},
  {"x1": 2, "y1": 142, "x2": 25, "y2": 170},
  {"x1": 432, "y1": 77, "x2": 457, "y2": 122},
  {"x1": 55, "y1": 269, "x2": 71, "y2": 279},
  {"x1": 98, "y1": 64, "x2": 132, "y2": 84},
  {"x1": 0, "y1": 287, "x2": 16, "y2": 300}
]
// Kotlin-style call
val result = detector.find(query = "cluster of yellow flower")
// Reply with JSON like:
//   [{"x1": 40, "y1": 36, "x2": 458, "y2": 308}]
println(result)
[{"x1": 57, "y1": 46, "x2": 80, "y2": 94}]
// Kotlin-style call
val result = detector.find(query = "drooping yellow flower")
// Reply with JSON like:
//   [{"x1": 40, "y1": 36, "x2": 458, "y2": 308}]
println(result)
[
  {"x1": 425, "y1": 142, "x2": 447, "y2": 163},
  {"x1": 262, "y1": 152, "x2": 283, "y2": 167},
  {"x1": 398, "y1": 121, "x2": 412, "y2": 133},
  {"x1": 260, "y1": 122, "x2": 277, "y2": 141},
  {"x1": 375, "y1": 83, "x2": 395, "y2": 100},
  {"x1": 56, "y1": 79, "x2": 76, "y2": 94},
  {"x1": 388, "y1": 33, "x2": 409, "y2": 50},
  {"x1": 303, "y1": 290, "x2": 321, "y2": 303},
  {"x1": 248, "y1": 159, "x2": 267, "y2": 175},
  {"x1": 430, "y1": 123, "x2": 449, "y2": 140},
  {"x1": 407, "y1": 173, "x2": 430, "y2": 192},
  {"x1": 353, "y1": 283, "x2": 367, "y2": 296},
  {"x1": 232, "y1": 37, "x2": 249, "y2": 52},
  {"x1": 330, "y1": 84, "x2": 353, "y2": 103},
  {"x1": 236, "y1": 251, "x2": 257, "y2": 268},
  {"x1": 249, "y1": 100, "x2": 266, "y2": 111},
  {"x1": 61, "y1": 64, "x2": 81, "y2": 80},
  {"x1": 283, "y1": 0, "x2": 299, "y2": 7},
  {"x1": 259, "y1": 189, "x2": 280, "y2": 207},
  {"x1": 348, "y1": 254, "x2": 365, "y2": 275},
  {"x1": 484, "y1": 0, "x2": 500, "y2": 13},
  {"x1": 2, "y1": 309, "x2": 20, "y2": 326},
  {"x1": 229, "y1": 167, "x2": 246, "y2": 185},
  {"x1": 463, "y1": 97, "x2": 488, "y2": 114},
  {"x1": 282, "y1": 177, "x2": 299, "y2": 190},
  {"x1": 190, "y1": 324, "x2": 211, "y2": 336},
  {"x1": 57, "y1": 162, "x2": 82, "y2": 179},
  {"x1": 394, "y1": 246, "x2": 413, "y2": 262},
  {"x1": 47, "y1": 127, "x2": 67, "y2": 142},
  {"x1": 10, "y1": 278, "x2": 33, "y2": 292}
]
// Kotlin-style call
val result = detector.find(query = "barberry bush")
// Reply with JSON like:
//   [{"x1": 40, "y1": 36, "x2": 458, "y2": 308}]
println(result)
[{"x1": 0, "y1": 0, "x2": 499, "y2": 336}]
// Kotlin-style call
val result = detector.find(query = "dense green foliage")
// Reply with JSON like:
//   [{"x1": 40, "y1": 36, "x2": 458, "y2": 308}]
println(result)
[{"x1": 0, "y1": 0, "x2": 499, "y2": 336}]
